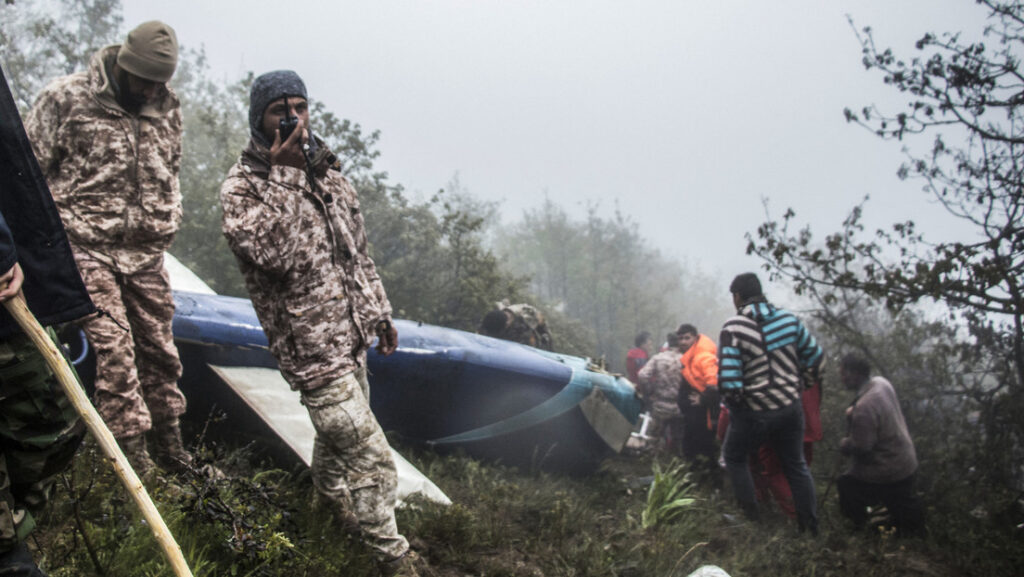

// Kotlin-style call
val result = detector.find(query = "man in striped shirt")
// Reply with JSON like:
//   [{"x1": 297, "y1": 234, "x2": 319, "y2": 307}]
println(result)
[{"x1": 718, "y1": 273, "x2": 824, "y2": 534}]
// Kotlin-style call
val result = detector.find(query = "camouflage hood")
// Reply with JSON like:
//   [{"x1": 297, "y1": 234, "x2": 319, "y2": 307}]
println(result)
[
  {"x1": 89, "y1": 45, "x2": 179, "y2": 120},
  {"x1": 24, "y1": 45, "x2": 183, "y2": 274}
]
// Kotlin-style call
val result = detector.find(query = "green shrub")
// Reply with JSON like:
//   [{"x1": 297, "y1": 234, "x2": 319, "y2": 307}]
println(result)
[{"x1": 642, "y1": 460, "x2": 698, "y2": 529}]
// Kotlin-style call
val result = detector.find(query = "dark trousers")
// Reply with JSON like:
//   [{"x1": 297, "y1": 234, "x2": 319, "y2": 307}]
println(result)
[
  {"x1": 681, "y1": 404, "x2": 717, "y2": 474},
  {"x1": 723, "y1": 401, "x2": 817, "y2": 533},
  {"x1": 650, "y1": 415, "x2": 685, "y2": 456},
  {"x1": 0, "y1": 543, "x2": 45, "y2": 576},
  {"x1": 837, "y1": 473, "x2": 924, "y2": 536}
]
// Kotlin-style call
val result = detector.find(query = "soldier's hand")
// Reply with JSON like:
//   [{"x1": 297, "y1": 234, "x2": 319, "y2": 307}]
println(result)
[
  {"x1": 376, "y1": 319, "x2": 398, "y2": 356},
  {"x1": 269, "y1": 117, "x2": 307, "y2": 170},
  {"x1": 0, "y1": 263, "x2": 25, "y2": 302}
]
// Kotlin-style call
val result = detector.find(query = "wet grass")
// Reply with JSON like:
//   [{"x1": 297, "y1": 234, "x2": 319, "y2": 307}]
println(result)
[{"x1": 29, "y1": 437, "x2": 1023, "y2": 577}]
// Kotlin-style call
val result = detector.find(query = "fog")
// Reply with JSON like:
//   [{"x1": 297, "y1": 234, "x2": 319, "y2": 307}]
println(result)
[{"x1": 123, "y1": 0, "x2": 988, "y2": 285}]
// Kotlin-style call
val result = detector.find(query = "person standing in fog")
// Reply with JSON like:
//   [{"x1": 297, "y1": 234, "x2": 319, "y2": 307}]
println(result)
[
  {"x1": 626, "y1": 331, "x2": 653, "y2": 384},
  {"x1": 25, "y1": 21, "x2": 195, "y2": 477},
  {"x1": 220, "y1": 70, "x2": 420, "y2": 576},
  {"x1": 718, "y1": 273, "x2": 823, "y2": 534},
  {"x1": 838, "y1": 354, "x2": 924, "y2": 536}
]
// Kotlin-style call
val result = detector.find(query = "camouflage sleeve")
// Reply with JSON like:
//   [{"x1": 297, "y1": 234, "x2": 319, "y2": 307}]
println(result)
[
  {"x1": 220, "y1": 168, "x2": 309, "y2": 278},
  {"x1": 168, "y1": 107, "x2": 183, "y2": 195},
  {"x1": 23, "y1": 85, "x2": 64, "y2": 177}
]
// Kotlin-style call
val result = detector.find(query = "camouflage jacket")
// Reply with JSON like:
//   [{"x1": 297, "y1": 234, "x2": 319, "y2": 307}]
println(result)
[
  {"x1": 220, "y1": 139, "x2": 392, "y2": 391},
  {"x1": 503, "y1": 303, "x2": 553, "y2": 350},
  {"x1": 25, "y1": 45, "x2": 183, "y2": 274},
  {"x1": 637, "y1": 349, "x2": 683, "y2": 418}
]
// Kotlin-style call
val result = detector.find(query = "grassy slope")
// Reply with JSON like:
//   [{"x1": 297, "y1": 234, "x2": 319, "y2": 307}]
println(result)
[{"x1": 29, "y1": 436, "x2": 1020, "y2": 577}]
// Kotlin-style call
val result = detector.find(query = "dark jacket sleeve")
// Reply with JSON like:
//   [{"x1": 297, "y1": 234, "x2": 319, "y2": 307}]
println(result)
[
  {"x1": 0, "y1": 210, "x2": 16, "y2": 275},
  {"x1": 0, "y1": 66, "x2": 94, "y2": 335}
]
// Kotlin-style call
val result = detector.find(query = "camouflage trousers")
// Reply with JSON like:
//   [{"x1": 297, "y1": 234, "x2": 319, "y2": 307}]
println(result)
[
  {"x1": 300, "y1": 367, "x2": 408, "y2": 562},
  {"x1": 0, "y1": 329, "x2": 85, "y2": 553},
  {"x1": 75, "y1": 253, "x2": 185, "y2": 439},
  {"x1": 647, "y1": 413, "x2": 685, "y2": 456}
]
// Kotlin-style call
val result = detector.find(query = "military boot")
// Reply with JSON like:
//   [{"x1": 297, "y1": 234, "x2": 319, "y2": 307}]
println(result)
[
  {"x1": 118, "y1": 433, "x2": 156, "y2": 479},
  {"x1": 378, "y1": 551, "x2": 424, "y2": 577},
  {"x1": 150, "y1": 419, "x2": 194, "y2": 474}
]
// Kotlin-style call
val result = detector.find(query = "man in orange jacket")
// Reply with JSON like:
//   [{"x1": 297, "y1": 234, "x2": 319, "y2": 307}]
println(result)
[{"x1": 676, "y1": 324, "x2": 720, "y2": 477}]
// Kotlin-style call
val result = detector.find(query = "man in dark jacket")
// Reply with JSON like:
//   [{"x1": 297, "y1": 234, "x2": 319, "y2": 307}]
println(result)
[
  {"x1": 838, "y1": 354, "x2": 924, "y2": 535},
  {"x1": 0, "y1": 66, "x2": 94, "y2": 576}
]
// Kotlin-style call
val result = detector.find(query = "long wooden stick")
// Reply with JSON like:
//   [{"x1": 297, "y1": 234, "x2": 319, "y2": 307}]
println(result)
[{"x1": 3, "y1": 293, "x2": 194, "y2": 577}]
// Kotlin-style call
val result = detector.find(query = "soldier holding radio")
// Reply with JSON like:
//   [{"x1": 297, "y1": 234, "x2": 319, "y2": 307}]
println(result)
[{"x1": 220, "y1": 70, "x2": 417, "y2": 576}]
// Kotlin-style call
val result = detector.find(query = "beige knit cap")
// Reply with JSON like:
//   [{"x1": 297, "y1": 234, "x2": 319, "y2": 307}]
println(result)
[{"x1": 116, "y1": 21, "x2": 178, "y2": 83}]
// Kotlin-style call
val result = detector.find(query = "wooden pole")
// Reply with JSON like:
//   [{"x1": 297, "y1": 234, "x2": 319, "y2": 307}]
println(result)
[{"x1": 3, "y1": 293, "x2": 194, "y2": 577}]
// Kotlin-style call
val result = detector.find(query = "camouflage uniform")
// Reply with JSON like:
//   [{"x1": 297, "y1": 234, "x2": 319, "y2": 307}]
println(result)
[
  {"x1": 0, "y1": 332, "x2": 85, "y2": 551},
  {"x1": 24, "y1": 45, "x2": 186, "y2": 439},
  {"x1": 493, "y1": 302, "x2": 553, "y2": 350},
  {"x1": 221, "y1": 139, "x2": 408, "y2": 561},
  {"x1": 636, "y1": 348, "x2": 684, "y2": 448},
  {"x1": 637, "y1": 349, "x2": 683, "y2": 420},
  {"x1": 73, "y1": 253, "x2": 185, "y2": 438}
]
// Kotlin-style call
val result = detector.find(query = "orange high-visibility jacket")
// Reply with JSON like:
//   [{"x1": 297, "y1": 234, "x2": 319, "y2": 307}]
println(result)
[{"x1": 680, "y1": 334, "x2": 718, "y2": 393}]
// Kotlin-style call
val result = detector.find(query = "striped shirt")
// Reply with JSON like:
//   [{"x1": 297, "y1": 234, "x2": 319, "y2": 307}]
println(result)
[{"x1": 718, "y1": 299, "x2": 823, "y2": 411}]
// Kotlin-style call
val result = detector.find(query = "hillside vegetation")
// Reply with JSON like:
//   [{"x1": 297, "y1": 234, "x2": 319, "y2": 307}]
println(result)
[
  {"x1": 2, "y1": 1, "x2": 1022, "y2": 575},
  {"x1": 31, "y1": 432, "x2": 1020, "y2": 577}
]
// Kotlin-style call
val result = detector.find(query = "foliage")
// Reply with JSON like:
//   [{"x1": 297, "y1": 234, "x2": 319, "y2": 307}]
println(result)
[
  {"x1": 2, "y1": 0, "x2": 719, "y2": 362},
  {"x1": 748, "y1": 0, "x2": 1024, "y2": 489},
  {"x1": 538, "y1": 306, "x2": 597, "y2": 360},
  {"x1": 837, "y1": 1, "x2": 1024, "y2": 326},
  {"x1": 801, "y1": 286, "x2": 1019, "y2": 507},
  {"x1": 8, "y1": 2, "x2": 1024, "y2": 575},
  {"x1": 38, "y1": 438, "x2": 1024, "y2": 577},
  {"x1": 495, "y1": 198, "x2": 731, "y2": 371},
  {"x1": 1, "y1": 0, "x2": 527, "y2": 326},
  {"x1": 0, "y1": 0, "x2": 122, "y2": 112},
  {"x1": 171, "y1": 67, "x2": 432, "y2": 299},
  {"x1": 177, "y1": 467, "x2": 299, "y2": 574},
  {"x1": 641, "y1": 459, "x2": 697, "y2": 529},
  {"x1": 171, "y1": 60, "x2": 528, "y2": 327},
  {"x1": 355, "y1": 172, "x2": 530, "y2": 332},
  {"x1": 170, "y1": 52, "x2": 251, "y2": 296},
  {"x1": 38, "y1": 440, "x2": 385, "y2": 577},
  {"x1": 807, "y1": 294, "x2": 1024, "y2": 577}
]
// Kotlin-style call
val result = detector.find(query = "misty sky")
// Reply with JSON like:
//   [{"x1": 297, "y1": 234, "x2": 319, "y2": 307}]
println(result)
[{"x1": 122, "y1": 0, "x2": 989, "y2": 285}]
